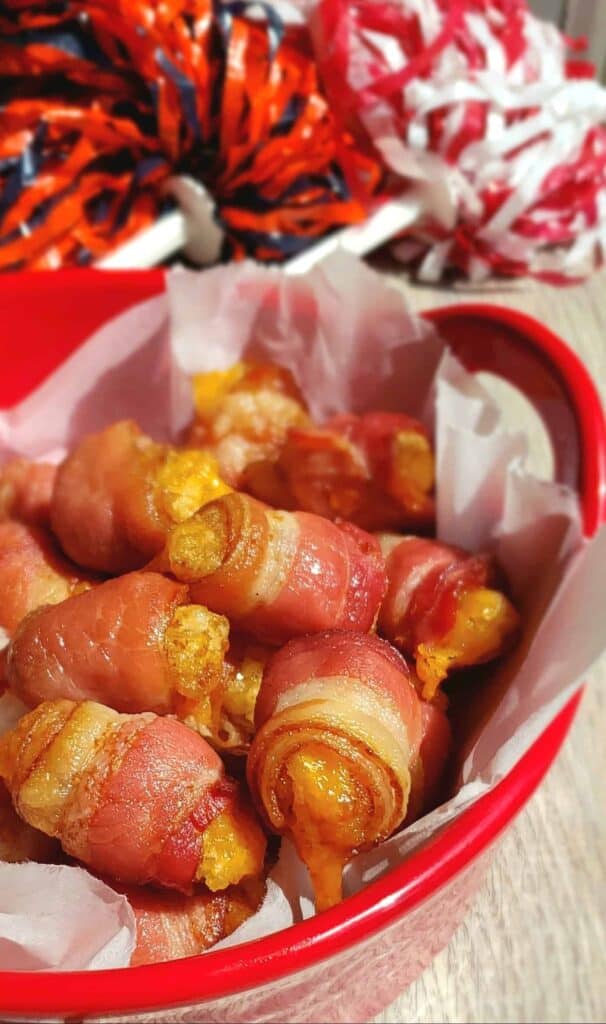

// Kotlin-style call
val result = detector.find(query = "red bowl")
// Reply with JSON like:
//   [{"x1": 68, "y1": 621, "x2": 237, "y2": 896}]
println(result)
[{"x1": 1, "y1": 270, "x2": 605, "y2": 1023}]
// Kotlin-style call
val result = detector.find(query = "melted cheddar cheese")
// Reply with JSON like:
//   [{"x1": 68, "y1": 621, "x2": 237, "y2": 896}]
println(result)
[
  {"x1": 193, "y1": 365, "x2": 249, "y2": 420},
  {"x1": 416, "y1": 587, "x2": 519, "y2": 700},
  {"x1": 155, "y1": 449, "x2": 231, "y2": 525},
  {"x1": 390, "y1": 429, "x2": 434, "y2": 514},
  {"x1": 276, "y1": 743, "x2": 372, "y2": 911}
]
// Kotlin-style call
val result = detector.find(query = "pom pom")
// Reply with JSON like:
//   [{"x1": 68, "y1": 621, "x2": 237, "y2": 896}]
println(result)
[
  {"x1": 0, "y1": 0, "x2": 380, "y2": 268},
  {"x1": 309, "y1": 0, "x2": 606, "y2": 282}
]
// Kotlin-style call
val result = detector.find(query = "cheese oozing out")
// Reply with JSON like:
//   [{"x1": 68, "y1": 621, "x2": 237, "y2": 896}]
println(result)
[
  {"x1": 275, "y1": 742, "x2": 372, "y2": 911},
  {"x1": 415, "y1": 587, "x2": 519, "y2": 700},
  {"x1": 154, "y1": 449, "x2": 231, "y2": 525}
]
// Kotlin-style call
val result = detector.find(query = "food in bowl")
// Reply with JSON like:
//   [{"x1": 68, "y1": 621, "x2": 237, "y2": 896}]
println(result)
[
  {"x1": 378, "y1": 535, "x2": 519, "y2": 701},
  {"x1": 0, "y1": 700, "x2": 267, "y2": 891},
  {"x1": 0, "y1": 360, "x2": 520, "y2": 963},
  {"x1": 51, "y1": 420, "x2": 231, "y2": 574},
  {"x1": 5, "y1": 569, "x2": 268, "y2": 754},
  {"x1": 243, "y1": 411, "x2": 435, "y2": 530},
  {"x1": 0, "y1": 520, "x2": 92, "y2": 637},
  {"x1": 246, "y1": 630, "x2": 450, "y2": 911}
]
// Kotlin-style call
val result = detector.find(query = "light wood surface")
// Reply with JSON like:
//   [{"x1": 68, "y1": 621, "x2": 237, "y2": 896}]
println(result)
[{"x1": 372, "y1": 268, "x2": 606, "y2": 1024}]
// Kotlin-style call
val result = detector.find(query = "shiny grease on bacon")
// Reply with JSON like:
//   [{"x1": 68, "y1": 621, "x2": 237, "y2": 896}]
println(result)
[
  {"x1": 247, "y1": 631, "x2": 439, "y2": 911},
  {"x1": 378, "y1": 535, "x2": 519, "y2": 700},
  {"x1": 0, "y1": 700, "x2": 266, "y2": 892},
  {"x1": 155, "y1": 492, "x2": 386, "y2": 644}
]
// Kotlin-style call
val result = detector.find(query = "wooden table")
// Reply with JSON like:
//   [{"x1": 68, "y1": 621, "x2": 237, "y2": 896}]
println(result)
[{"x1": 374, "y1": 270, "x2": 606, "y2": 1024}]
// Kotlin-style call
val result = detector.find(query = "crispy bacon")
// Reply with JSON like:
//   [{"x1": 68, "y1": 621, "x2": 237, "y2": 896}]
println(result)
[
  {"x1": 247, "y1": 631, "x2": 424, "y2": 911},
  {"x1": 0, "y1": 459, "x2": 57, "y2": 529},
  {"x1": 125, "y1": 877, "x2": 265, "y2": 966},
  {"x1": 156, "y1": 492, "x2": 386, "y2": 645},
  {"x1": 0, "y1": 521, "x2": 91, "y2": 637},
  {"x1": 127, "y1": 885, "x2": 229, "y2": 967},
  {"x1": 378, "y1": 535, "x2": 520, "y2": 700},
  {"x1": 0, "y1": 700, "x2": 266, "y2": 892},
  {"x1": 51, "y1": 420, "x2": 230, "y2": 574},
  {"x1": 187, "y1": 363, "x2": 310, "y2": 487},
  {"x1": 243, "y1": 411, "x2": 435, "y2": 531}
]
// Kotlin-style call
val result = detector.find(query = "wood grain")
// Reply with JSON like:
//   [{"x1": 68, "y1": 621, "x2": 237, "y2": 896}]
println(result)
[{"x1": 372, "y1": 268, "x2": 606, "y2": 1024}]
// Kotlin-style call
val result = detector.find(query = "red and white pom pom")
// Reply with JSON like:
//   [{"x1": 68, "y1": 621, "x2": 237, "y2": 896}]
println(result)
[{"x1": 309, "y1": 0, "x2": 606, "y2": 283}]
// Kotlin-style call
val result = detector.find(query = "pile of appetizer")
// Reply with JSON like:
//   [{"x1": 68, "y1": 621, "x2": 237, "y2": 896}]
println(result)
[{"x1": 0, "y1": 362, "x2": 519, "y2": 964}]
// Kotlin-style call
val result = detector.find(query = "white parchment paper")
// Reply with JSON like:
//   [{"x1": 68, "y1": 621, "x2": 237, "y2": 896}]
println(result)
[
  {"x1": 0, "y1": 863, "x2": 135, "y2": 971},
  {"x1": 0, "y1": 252, "x2": 603, "y2": 961}
]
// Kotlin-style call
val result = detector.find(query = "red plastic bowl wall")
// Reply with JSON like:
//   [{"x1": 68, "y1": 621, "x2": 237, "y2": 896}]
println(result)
[{"x1": 0, "y1": 271, "x2": 604, "y2": 1024}]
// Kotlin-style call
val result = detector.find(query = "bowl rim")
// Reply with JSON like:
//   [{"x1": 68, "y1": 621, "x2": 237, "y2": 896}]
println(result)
[{"x1": 1, "y1": 298, "x2": 604, "y2": 1018}]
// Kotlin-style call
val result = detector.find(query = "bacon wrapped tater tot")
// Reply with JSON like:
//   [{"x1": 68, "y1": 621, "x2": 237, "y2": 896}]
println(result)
[
  {"x1": 243, "y1": 412, "x2": 435, "y2": 531},
  {"x1": 247, "y1": 631, "x2": 424, "y2": 911},
  {"x1": 6, "y1": 571, "x2": 267, "y2": 754},
  {"x1": 0, "y1": 700, "x2": 266, "y2": 893},
  {"x1": 125, "y1": 876, "x2": 266, "y2": 966},
  {"x1": 378, "y1": 535, "x2": 520, "y2": 701},
  {"x1": 6, "y1": 571, "x2": 228, "y2": 716},
  {"x1": 0, "y1": 459, "x2": 57, "y2": 529},
  {"x1": 51, "y1": 420, "x2": 231, "y2": 574},
  {"x1": 187, "y1": 363, "x2": 310, "y2": 486},
  {"x1": 155, "y1": 492, "x2": 387, "y2": 645},
  {"x1": 0, "y1": 780, "x2": 60, "y2": 864},
  {"x1": 0, "y1": 521, "x2": 91, "y2": 639}
]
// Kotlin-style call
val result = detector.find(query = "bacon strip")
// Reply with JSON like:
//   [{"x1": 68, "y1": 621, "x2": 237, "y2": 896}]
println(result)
[
  {"x1": 247, "y1": 631, "x2": 425, "y2": 910},
  {"x1": 124, "y1": 876, "x2": 265, "y2": 966},
  {"x1": 406, "y1": 700, "x2": 452, "y2": 825},
  {"x1": 157, "y1": 492, "x2": 386, "y2": 645},
  {"x1": 0, "y1": 459, "x2": 57, "y2": 529},
  {"x1": 243, "y1": 411, "x2": 435, "y2": 531},
  {"x1": 51, "y1": 420, "x2": 230, "y2": 574},
  {"x1": 0, "y1": 700, "x2": 266, "y2": 892},
  {"x1": 127, "y1": 885, "x2": 229, "y2": 966},
  {"x1": 378, "y1": 535, "x2": 520, "y2": 700},
  {"x1": 0, "y1": 521, "x2": 92, "y2": 637}
]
